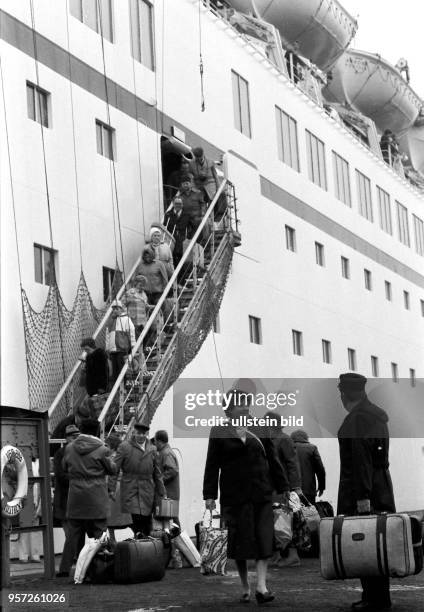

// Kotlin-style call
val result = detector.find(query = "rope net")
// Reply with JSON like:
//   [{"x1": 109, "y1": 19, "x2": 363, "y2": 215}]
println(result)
[
  {"x1": 21, "y1": 270, "x2": 121, "y2": 430},
  {"x1": 138, "y1": 237, "x2": 234, "y2": 427}
]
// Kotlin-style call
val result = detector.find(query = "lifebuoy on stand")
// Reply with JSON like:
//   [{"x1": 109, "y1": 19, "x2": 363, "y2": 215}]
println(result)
[{"x1": 1, "y1": 445, "x2": 28, "y2": 518}]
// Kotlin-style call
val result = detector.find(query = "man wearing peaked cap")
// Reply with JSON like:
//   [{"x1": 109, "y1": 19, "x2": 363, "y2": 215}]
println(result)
[
  {"x1": 111, "y1": 415, "x2": 165, "y2": 538},
  {"x1": 337, "y1": 373, "x2": 395, "y2": 611}
]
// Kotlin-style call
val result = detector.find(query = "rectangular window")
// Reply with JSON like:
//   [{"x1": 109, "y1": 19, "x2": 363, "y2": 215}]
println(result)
[
  {"x1": 315, "y1": 242, "x2": 325, "y2": 266},
  {"x1": 403, "y1": 290, "x2": 410, "y2": 310},
  {"x1": 341, "y1": 256, "x2": 350, "y2": 279},
  {"x1": 26, "y1": 82, "x2": 49, "y2": 127},
  {"x1": 249, "y1": 315, "x2": 262, "y2": 345},
  {"x1": 413, "y1": 214, "x2": 424, "y2": 256},
  {"x1": 356, "y1": 170, "x2": 373, "y2": 221},
  {"x1": 332, "y1": 151, "x2": 351, "y2": 206},
  {"x1": 306, "y1": 130, "x2": 327, "y2": 189},
  {"x1": 213, "y1": 314, "x2": 220, "y2": 334},
  {"x1": 322, "y1": 339, "x2": 332, "y2": 364},
  {"x1": 377, "y1": 187, "x2": 392, "y2": 235},
  {"x1": 285, "y1": 225, "x2": 296, "y2": 252},
  {"x1": 70, "y1": 0, "x2": 113, "y2": 41},
  {"x1": 391, "y1": 362, "x2": 399, "y2": 383},
  {"x1": 275, "y1": 107, "x2": 300, "y2": 171},
  {"x1": 34, "y1": 244, "x2": 56, "y2": 285},
  {"x1": 364, "y1": 269, "x2": 372, "y2": 291},
  {"x1": 129, "y1": 0, "x2": 155, "y2": 70},
  {"x1": 410, "y1": 368, "x2": 416, "y2": 387},
  {"x1": 396, "y1": 201, "x2": 410, "y2": 246},
  {"x1": 385, "y1": 280, "x2": 392, "y2": 301},
  {"x1": 96, "y1": 120, "x2": 114, "y2": 160},
  {"x1": 232, "y1": 70, "x2": 251, "y2": 137},
  {"x1": 371, "y1": 355, "x2": 379, "y2": 377},
  {"x1": 347, "y1": 348, "x2": 356, "y2": 371},
  {"x1": 102, "y1": 266, "x2": 116, "y2": 302},
  {"x1": 292, "y1": 330, "x2": 303, "y2": 356}
]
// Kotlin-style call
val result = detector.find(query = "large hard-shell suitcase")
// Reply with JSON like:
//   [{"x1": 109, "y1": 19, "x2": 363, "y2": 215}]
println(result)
[
  {"x1": 114, "y1": 538, "x2": 165, "y2": 584},
  {"x1": 320, "y1": 513, "x2": 423, "y2": 580}
]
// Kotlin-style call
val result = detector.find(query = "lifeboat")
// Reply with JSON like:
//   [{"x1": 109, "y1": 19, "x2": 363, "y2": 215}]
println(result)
[
  {"x1": 226, "y1": 0, "x2": 357, "y2": 71},
  {"x1": 323, "y1": 50, "x2": 423, "y2": 134}
]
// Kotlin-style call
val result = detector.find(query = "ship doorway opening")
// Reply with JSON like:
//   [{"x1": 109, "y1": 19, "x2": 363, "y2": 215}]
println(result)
[{"x1": 160, "y1": 136, "x2": 193, "y2": 212}]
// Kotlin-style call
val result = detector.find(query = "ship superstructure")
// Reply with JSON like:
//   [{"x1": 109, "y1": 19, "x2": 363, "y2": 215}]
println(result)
[{"x1": 1, "y1": 0, "x2": 423, "y2": 534}]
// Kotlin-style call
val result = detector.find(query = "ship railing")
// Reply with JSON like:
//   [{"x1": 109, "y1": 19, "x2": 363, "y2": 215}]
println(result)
[
  {"x1": 203, "y1": 0, "x2": 324, "y2": 107},
  {"x1": 97, "y1": 179, "x2": 238, "y2": 437}
]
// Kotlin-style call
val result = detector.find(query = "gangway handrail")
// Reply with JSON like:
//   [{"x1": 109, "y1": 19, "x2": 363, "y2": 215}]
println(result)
[
  {"x1": 48, "y1": 255, "x2": 142, "y2": 417},
  {"x1": 97, "y1": 179, "x2": 229, "y2": 430}
]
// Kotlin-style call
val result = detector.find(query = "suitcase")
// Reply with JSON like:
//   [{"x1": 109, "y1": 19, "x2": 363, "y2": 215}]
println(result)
[
  {"x1": 155, "y1": 498, "x2": 179, "y2": 519},
  {"x1": 320, "y1": 513, "x2": 423, "y2": 580},
  {"x1": 114, "y1": 538, "x2": 165, "y2": 583}
]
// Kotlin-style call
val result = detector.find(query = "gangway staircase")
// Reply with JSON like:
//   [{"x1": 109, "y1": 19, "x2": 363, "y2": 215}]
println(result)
[{"x1": 48, "y1": 180, "x2": 240, "y2": 440}]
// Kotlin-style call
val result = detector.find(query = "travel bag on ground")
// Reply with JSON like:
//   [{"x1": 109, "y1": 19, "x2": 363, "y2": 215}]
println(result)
[
  {"x1": 174, "y1": 530, "x2": 201, "y2": 567},
  {"x1": 114, "y1": 538, "x2": 165, "y2": 583},
  {"x1": 273, "y1": 504, "x2": 293, "y2": 551},
  {"x1": 86, "y1": 545, "x2": 115, "y2": 584},
  {"x1": 320, "y1": 513, "x2": 423, "y2": 579}
]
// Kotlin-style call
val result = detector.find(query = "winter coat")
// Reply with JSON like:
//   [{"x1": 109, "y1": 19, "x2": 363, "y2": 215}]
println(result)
[
  {"x1": 203, "y1": 424, "x2": 289, "y2": 507},
  {"x1": 105, "y1": 313, "x2": 136, "y2": 354},
  {"x1": 53, "y1": 446, "x2": 69, "y2": 521},
  {"x1": 157, "y1": 444, "x2": 180, "y2": 501},
  {"x1": 274, "y1": 431, "x2": 301, "y2": 490},
  {"x1": 135, "y1": 260, "x2": 168, "y2": 295},
  {"x1": 188, "y1": 157, "x2": 219, "y2": 200},
  {"x1": 62, "y1": 434, "x2": 117, "y2": 519},
  {"x1": 85, "y1": 348, "x2": 109, "y2": 396},
  {"x1": 148, "y1": 242, "x2": 174, "y2": 280},
  {"x1": 114, "y1": 439, "x2": 166, "y2": 515},
  {"x1": 337, "y1": 397, "x2": 395, "y2": 515},
  {"x1": 291, "y1": 432, "x2": 326, "y2": 500}
]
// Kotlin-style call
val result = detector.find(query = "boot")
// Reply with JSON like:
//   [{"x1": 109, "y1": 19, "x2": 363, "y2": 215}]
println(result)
[{"x1": 277, "y1": 547, "x2": 300, "y2": 567}]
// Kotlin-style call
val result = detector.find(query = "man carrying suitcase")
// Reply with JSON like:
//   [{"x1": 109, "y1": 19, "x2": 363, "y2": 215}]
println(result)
[{"x1": 337, "y1": 373, "x2": 395, "y2": 611}]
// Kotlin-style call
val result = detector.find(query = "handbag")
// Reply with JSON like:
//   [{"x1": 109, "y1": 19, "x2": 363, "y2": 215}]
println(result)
[
  {"x1": 199, "y1": 511, "x2": 228, "y2": 575},
  {"x1": 299, "y1": 494, "x2": 321, "y2": 534},
  {"x1": 273, "y1": 504, "x2": 293, "y2": 551},
  {"x1": 115, "y1": 329, "x2": 131, "y2": 353}
]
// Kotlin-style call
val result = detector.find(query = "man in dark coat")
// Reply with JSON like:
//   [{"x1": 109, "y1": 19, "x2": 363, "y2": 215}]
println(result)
[
  {"x1": 265, "y1": 412, "x2": 303, "y2": 566},
  {"x1": 291, "y1": 429, "x2": 326, "y2": 504},
  {"x1": 112, "y1": 418, "x2": 165, "y2": 537},
  {"x1": 203, "y1": 388, "x2": 290, "y2": 604},
  {"x1": 337, "y1": 373, "x2": 395, "y2": 611},
  {"x1": 154, "y1": 430, "x2": 180, "y2": 526},
  {"x1": 62, "y1": 419, "x2": 117, "y2": 546},
  {"x1": 80, "y1": 337, "x2": 109, "y2": 397},
  {"x1": 163, "y1": 198, "x2": 191, "y2": 267},
  {"x1": 53, "y1": 424, "x2": 84, "y2": 577}
]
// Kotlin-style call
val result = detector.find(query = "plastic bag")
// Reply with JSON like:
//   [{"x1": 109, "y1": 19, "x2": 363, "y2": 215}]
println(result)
[{"x1": 273, "y1": 505, "x2": 293, "y2": 551}]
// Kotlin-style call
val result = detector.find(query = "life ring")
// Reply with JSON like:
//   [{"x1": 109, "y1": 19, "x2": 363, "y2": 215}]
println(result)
[{"x1": 1, "y1": 445, "x2": 28, "y2": 518}]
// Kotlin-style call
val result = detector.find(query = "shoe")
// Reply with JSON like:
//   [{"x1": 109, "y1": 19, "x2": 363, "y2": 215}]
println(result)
[
  {"x1": 255, "y1": 591, "x2": 275, "y2": 605},
  {"x1": 351, "y1": 602, "x2": 391, "y2": 611},
  {"x1": 56, "y1": 571, "x2": 69, "y2": 578},
  {"x1": 239, "y1": 593, "x2": 250, "y2": 603}
]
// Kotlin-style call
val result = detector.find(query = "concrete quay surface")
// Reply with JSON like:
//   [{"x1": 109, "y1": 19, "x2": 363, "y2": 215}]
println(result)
[{"x1": 3, "y1": 557, "x2": 424, "y2": 612}]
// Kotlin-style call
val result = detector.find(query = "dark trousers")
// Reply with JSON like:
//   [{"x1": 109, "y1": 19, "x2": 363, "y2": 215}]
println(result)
[
  {"x1": 59, "y1": 519, "x2": 85, "y2": 573},
  {"x1": 131, "y1": 514, "x2": 152, "y2": 537},
  {"x1": 360, "y1": 576, "x2": 391, "y2": 607},
  {"x1": 110, "y1": 352, "x2": 126, "y2": 385},
  {"x1": 68, "y1": 518, "x2": 108, "y2": 543}
]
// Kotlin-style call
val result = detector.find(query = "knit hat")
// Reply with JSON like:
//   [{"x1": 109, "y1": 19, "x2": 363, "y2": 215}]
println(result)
[
  {"x1": 338, "y1": 373, "x2": 367, "y2": 392},
  {"x1": 150, "y1": 227, "x2": 161, "y2": 238}
]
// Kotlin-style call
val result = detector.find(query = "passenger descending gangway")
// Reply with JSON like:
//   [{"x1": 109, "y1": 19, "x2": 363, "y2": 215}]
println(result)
[{"x1": 48, "y1": 181, "x2": 240, "y2": 440}]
